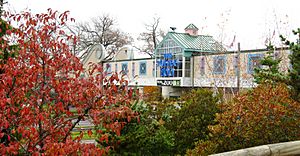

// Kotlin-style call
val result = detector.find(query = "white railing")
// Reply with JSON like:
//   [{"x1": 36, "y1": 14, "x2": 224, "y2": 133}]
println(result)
[{"x1": 210, "y1": 141, "x2": 300, "y2": 156}]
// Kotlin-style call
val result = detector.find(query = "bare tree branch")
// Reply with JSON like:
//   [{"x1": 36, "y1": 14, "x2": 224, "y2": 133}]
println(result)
[
  {"x1": 69, "y1": 14, "x2": 132, "y2": 61},
  {"x1": 137, "y1": 16, "x2": 165, "y2": 58}
]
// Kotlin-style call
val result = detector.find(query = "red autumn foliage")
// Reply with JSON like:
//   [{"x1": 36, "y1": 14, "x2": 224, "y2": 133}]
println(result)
[{"x1": 0, "y1": 9, "x2": 137, "y2": 155}]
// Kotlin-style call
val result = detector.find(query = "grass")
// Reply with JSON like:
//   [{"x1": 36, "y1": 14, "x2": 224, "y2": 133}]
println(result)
[
  {"x1": 71, "y1": 130, "x2": 97, "y2": 140},
  {"x1": 74, "y1": 125, "x2": 94, "y2": 129}
]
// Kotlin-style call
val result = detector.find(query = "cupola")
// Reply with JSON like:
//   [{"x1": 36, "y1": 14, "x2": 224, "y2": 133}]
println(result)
[{"x1": 184, "y1": 23, "x2": 199, "y2": 36}]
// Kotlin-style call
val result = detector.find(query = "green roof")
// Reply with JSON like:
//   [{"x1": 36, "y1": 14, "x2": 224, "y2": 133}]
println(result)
[
  {"x1": 185, "y1": 23, "x2": 199, "y2": 30},
  {"x1": 167, "y1": 32, "x2": 226, "y2": 53}
]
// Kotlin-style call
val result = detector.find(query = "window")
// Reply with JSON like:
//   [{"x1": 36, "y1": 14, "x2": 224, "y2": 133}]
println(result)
[
  {"x1": 121, "y1": 63, "x2": 128, "y2": 75},
  {"x1": 155, "y1": 37, "x2": 183, "y2": 78},
  {"x1": 115, "y1": 63, "x2": 118, "y2": 73},
  {"x1": 248, "y1": 54, "x2": 263, "y2": 74},
  {"x1": 132, "y1": 62, "x2": 135, "y2": 78},
  {"x1": 105, "y1": 63, "x2": 111, "y2": 75},
  {"x1": 152, "y1": 61, "x2": 155, "y2": 76},
  {"x1": 233, "y1": 55, "x2": 239, "y2": 76},
  {"x1": 213, "y1": 56, "x2": 226, "y2": 74},
  {"x1": 139, "y1": 62, "x2": 147, "y2": 75},
  {"x1": 185, "y1": 57, "x2": 191, "y2": 77},
  {"x1": 200, "y1": 57, "x2": 205, "y2": 75}
]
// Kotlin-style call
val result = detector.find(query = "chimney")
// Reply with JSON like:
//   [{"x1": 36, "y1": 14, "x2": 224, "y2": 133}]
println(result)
[{"x1": 184, "y1": 23, "x2": 199, "y2": 36}]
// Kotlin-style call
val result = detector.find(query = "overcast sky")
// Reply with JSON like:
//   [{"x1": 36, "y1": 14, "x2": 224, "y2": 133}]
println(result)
[{"x1": 5, "y1": 0, "x2": 300, "y2": 50}]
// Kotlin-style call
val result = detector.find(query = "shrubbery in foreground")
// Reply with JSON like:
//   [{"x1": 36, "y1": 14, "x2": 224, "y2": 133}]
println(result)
[{"x1": 188, "y1": 83, "x2": 300, "y2": 155}]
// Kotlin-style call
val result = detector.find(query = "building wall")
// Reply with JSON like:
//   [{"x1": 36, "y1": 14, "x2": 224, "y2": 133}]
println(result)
[
  {"x1": 193, "y1": 52, "x2": 261, "y2": 88},
  {"x1": 114, "y1": 46, "x2": 134, "y2": 60},
  {"x1": 82, "y1": 48, "x2": 101, "y2": 70},
  {"x1": 90, "y1": 48, "x2": 290, "y2": 90},
  {"x1": 103, "y1": 59, "x2": 156, "y2": 86},
  {"x1": 193, "y1": 48, "x2": 290, "y2": 88}
]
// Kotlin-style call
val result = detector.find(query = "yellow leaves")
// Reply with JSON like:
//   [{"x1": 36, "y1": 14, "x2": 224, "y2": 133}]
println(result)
[
  {"x1": 209, "y1": 82, "x2": 300, "y2": 151},
  {"x1": 159, "y1": 118, "x2": 165, "y2": 125},
  {"x1": 235, "y1": 119, "x2": 242, "y2": 124},
  {"x1": 208, "y1": 125, "x2": 222, "y2": 134}
]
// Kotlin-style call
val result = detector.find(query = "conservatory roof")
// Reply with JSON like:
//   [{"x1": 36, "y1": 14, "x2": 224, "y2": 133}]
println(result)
[{"x1": 165, "y1": 32, "x2": 226, "y2": 53}]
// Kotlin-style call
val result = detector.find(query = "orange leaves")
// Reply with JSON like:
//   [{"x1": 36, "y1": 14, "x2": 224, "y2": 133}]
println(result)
[
  {"x1": 44, "y1": 141, "x2": 106, "y2": 156},
  {"x1": 58, "y1": 30, "x2": 65, "y2": 35},
  {"x1": 0, "y1": 9, "x2": 137, "y2": 155},
  {"x1": 127, "y1": 116, "x2": 131, "y2": 123},
  {"x1": 58, "y1": 10, "x2": 70, "y2": 25},
  {"x1": 4, "y1": 98, "x2": 11, "y2": 105},
  {"x1": 2, "y1": 120, "x2": 9, "y2": 129},
  {"x1": 210, "y1": 83, "x2": 300, "y2": 151},
  {"x1": 99, "y1": 134, "x2": 109, "y2": 143},
  {"x1": 87, "y1": 130, "x2": 93, "y2": 137},
  {"x1": 56, "y1": 102, "x2": 64, "y2": 112}
]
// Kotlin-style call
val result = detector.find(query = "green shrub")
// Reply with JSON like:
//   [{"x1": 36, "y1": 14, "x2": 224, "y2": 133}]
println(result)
[
  {"x1": 166, "y1": 89, "x2": 221, "y2": 155},
  {"x1": 111, "y1": 101, "x2": 175, "y2": 156},
  {"x1": 117, "y1": 121, "x2": 174, "y2": 156}
]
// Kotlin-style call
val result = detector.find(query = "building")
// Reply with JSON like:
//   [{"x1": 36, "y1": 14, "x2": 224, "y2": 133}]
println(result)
[{"x1": 82, "y1": 24, "x2": 290, "y2": 98}]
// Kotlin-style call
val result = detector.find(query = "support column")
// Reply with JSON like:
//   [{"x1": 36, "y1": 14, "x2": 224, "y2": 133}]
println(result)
[
  {"x1": 162, "y1": 86, "x2": 171, "y2": 98},
  {"x1": 161, "y1": 86, "x2": 182, "y2": 98}
]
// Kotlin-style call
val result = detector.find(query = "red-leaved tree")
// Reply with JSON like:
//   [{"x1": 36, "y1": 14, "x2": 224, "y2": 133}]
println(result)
[{"x1": 0, "y1": 9, "x2": 137, "y2": 155}]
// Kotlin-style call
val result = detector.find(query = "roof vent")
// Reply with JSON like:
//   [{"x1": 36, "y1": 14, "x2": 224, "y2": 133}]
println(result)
[{"x1": 170, "y1": 27, "x2": 176, "y2": 32}]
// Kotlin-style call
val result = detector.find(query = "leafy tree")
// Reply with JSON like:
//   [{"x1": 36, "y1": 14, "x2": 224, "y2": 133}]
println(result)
[
  {"x1": 196, "y1": 83, "x2": 300, "y2": 154},
  {"x1": 165, "y1": 89, "x2": 220, "y2": 155},
  {"x1": 253, "y1": 44, "x2": 287, "y2": 84},
  {"x1": 0, "y1": 16, "x2": 19, "y2": 152},
  {"x1": 0, "y1": 9, "x2": 136, "y2": 155},
  {"x1": 280, "y1": 29, "x2": 300, "y2": 101}
]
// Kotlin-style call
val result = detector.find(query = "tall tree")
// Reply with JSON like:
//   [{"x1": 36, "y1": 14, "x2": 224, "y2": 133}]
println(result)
[
  {"x1": 280, "y1": 29, "x2": 300, "y2": 101},
  {"x1": 253, "y1": 44, "x2": 287, "y2": 84},
  {"x1": 0, "y1": 9, "x2": 136, "y2": 155},
  {"x1": 137, "y1": 16, "x2": 165, "y2": 58},
  {"x1": 75, "y1": 14, "x2": 132, "y2": 60}
]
